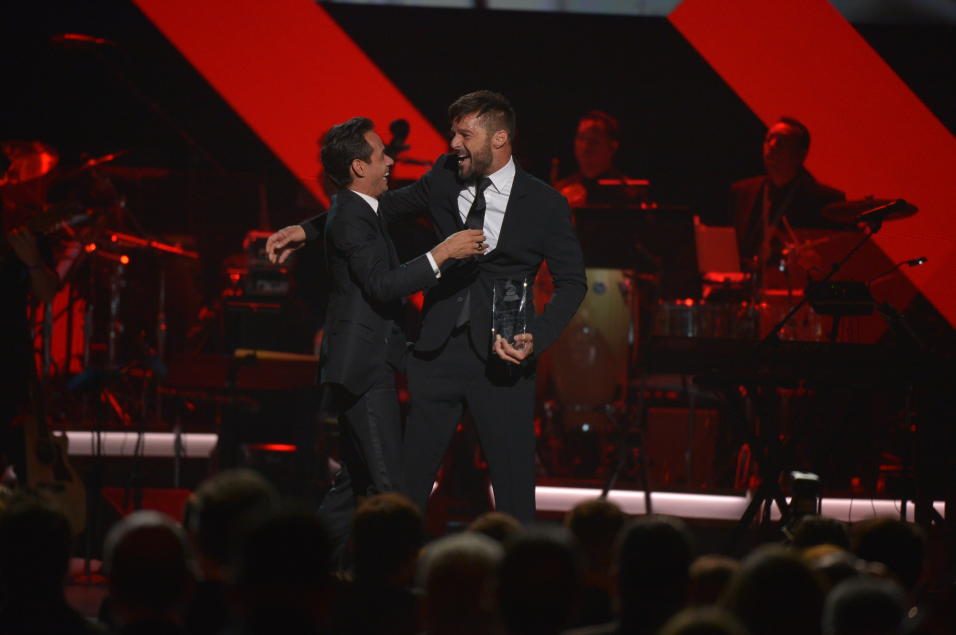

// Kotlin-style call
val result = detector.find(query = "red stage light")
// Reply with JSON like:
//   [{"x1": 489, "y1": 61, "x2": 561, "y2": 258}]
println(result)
[{"x1": 133, "y1": 0, "x2": 448, "y2": 207}]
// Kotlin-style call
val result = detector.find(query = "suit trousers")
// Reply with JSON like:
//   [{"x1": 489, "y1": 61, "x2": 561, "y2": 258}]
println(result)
[
  {"x1": 404, "y1": 325, "x2": 537, "y2": 524},
  {"x1": 318, "y1": 366, "x2": 402, "y2": 561}
]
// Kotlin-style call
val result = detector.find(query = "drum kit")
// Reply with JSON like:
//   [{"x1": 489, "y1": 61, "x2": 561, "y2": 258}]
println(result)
[
  {"x1": 535, "y1": 194, "x2": 922, "y2": 482},
  {"x1": 2, "y1": 139, "x2": 197, "y2": 418}
]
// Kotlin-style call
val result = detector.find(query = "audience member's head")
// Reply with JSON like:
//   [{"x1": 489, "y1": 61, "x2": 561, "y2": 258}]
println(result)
[
  {"x1": 564, "y1": 498, "x2": 626, "y2": 576},
  {"x1": 468, "y1": 511, "x2": 523, "y2": 545},
  {"x1": 498, "y1": 526, "x2": 583, "y2": 635},
  {"x1": 104, "y1": 510, "x2": 195, "y2": 627},
  {"x1": 851, "y1": 517, "x2": 925, "y2": 594},
  {"x1": 231, "y1": 509, "x2": 335, "y2": 633},
  {"x1": 659, "y1": 607, "x2": 749, "y2": 635},
  {"x1": 0, "y1": 494, "x2": 72, "y2": 602},
  {"x1": 721, "y1": 544, "x2": 824, "y2": 635},
  {"x1": 616, "y1": 515, "x2": 696, "y2": 633},
  {"x1": 823, "y1": 576, "x2": 908, "y2": 635},
  {"x1": 419, "y1": 531, "x2": 504, "y2": 635},
  {"x1": 801, "y1": 545, "x2": 867, "y2": 592},
  {"x1": 790, "y1": 515, "x2": 850, "y2": 550},
  {"x1": 688, "y1": 555, "x2": 739, "y2": 607},
  {"x1": 185, "y1": 468, "x2": 279, "y2": 579},
  {"x1": 352, "y1": 492, "x2": 423, "y2": 586}
]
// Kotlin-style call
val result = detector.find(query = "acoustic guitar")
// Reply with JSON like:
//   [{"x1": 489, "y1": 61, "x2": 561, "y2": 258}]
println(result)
[{"x1": 17, "y1": 363, "x2": 87, "y2": 536}]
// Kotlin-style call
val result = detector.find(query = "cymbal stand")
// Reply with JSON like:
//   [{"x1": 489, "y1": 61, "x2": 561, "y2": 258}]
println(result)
[
  {"x1": 872, "y1": 302, "x2": 945, "y2": 529},
  {"x1": 763, "y1": 218, "x2": 881, "y2": 344},
  {"x1": 724, "y1": 379, "x2": 793, "y2": 551}
]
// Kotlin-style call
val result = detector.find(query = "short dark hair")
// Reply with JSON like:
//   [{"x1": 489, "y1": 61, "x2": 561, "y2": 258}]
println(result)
[
  {"x1": 320, "y1": 116, "x2": 374, "y2": 189},
  {"x1": 790, "y1": 514, "x2": 850, "y2": 550},
  {"x1": 448, "y1": 90, "x2": 516, "y2": 142},
  {"x1": 777, "y1": 116, "x2": 811, "y2": 152},
  {"x1": 0, "y1": 495, "x2": 72, "y2": 597},
  {"x1": 579, "y1": 110, "x2": 620, "y2": 141},
  {"x1": 851, "y1": 517, "x2": 925, "y2": 591},
  {"x1": 352, "y1": 493, "x2": 423, "y2": 582},
  {"x1": 188, "y1": 468, "x2": 279, "y2": 566},
  {"x1": 104, "y1": 511, "x2": 194, "y2": 615}
]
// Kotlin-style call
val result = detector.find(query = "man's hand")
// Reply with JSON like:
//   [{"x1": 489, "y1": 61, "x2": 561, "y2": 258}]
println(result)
[
  {"x1": 493, "y1": 333, "x2": 534, "y2": 365},
  {"x1": 265, "y1": 225, "x2": 307, "y2": 264},
  {"x1": 430, "y1": 229, "x2": 487, "y2": 267}
]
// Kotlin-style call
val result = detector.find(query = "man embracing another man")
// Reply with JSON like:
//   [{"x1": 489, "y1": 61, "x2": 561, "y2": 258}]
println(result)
[{"x1": 268, "y1": 90, "x2": 586, "y2": 528}]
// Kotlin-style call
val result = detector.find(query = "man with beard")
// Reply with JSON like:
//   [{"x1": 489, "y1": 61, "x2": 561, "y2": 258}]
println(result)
[
  {"x1": 267, "y1": 117, "x2": 485, "y2": 557},
  {"x1": 268, "y1": 91, "x2": 586, "y2": 524}
]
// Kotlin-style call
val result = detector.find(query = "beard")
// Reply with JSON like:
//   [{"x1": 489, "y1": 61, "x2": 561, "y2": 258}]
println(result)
[{"x1": 458, "y1": 140, "x2": 494, "y2": 181}]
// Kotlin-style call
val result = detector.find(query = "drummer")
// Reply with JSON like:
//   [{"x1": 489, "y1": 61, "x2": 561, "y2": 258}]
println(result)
[
  {"x1": 554, "y1": 110, "x2": 638, "y2": 207},
  {"x1": 729, "y1": 117, "x2": 845, "y2": 272}
]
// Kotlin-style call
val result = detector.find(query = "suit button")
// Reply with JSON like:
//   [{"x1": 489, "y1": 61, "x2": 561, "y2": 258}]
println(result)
[
  {"x1": 456, "y1": 296, "x2": 464, "y2": 303},
  {"x1": 384, "y1": 337, "x2": 389, "y2": 344}
]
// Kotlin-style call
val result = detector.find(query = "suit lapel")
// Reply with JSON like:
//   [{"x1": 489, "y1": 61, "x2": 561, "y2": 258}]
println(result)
[
  {"x1": 491, "y1": 160, "x2": 528, "y2": 255},
  {"x1": 448, "y1": 182, "x2": 465, "y2": 231},
  {"x1": 343, "y1": 189, "x2": 398, "y2": 267}
]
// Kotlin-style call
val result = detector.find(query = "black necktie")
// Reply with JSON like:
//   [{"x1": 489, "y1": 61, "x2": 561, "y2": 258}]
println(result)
[
  {"x1": 456, "y1": 177, "x2": 494, "y2": 327},
  {"x1": 465, "y1": 177, "x2": 493, "y2": 230}
]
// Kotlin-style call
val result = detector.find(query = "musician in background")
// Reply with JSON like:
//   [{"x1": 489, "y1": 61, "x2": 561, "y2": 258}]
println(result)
[
  {"x1": 1, "y1": 198, "x2": 59, "y2": 485},
  {"x1": 730, "y1": 117, "x2": 845, "y2": 273},
  {"x1": 554, "y1": 110, "x2": 634, "y2": 207}
]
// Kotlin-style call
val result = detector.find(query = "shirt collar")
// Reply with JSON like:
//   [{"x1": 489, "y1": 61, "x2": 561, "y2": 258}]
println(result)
[
  {"x1": 485, "y1": 156, "x2": 516, "y2": 196},
  {"x1": 349, "y1": 189, "x2": 379, "y2": 213}
]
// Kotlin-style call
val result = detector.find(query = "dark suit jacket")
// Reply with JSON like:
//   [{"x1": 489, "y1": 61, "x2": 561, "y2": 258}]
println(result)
[
  {"x1": 320, "y1": 189, "x2": 438, "y2": 395},
  {"x1": 731, "y1": 170, "x2": 845, "y2": 262},
  {"x1": 373, "y1": 153, "x2": 587, "y2": 359}
]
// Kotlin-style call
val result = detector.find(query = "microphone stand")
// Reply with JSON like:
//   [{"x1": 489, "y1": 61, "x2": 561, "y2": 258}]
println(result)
[{"x1": 761, "y1": 216, "x2": 884, "y2": 345}]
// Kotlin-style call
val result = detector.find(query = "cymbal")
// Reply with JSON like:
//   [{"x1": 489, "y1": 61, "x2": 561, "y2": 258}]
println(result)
[
  {"x1": 0, "y1": 140, "x2": 59, "y2": 186},
  {"x1": 823, "y1": 198, "x2": 918, "y2": 224}
]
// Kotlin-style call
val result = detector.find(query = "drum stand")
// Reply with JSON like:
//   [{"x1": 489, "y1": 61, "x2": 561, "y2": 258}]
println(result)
[
  {"x1": 728, "y1": 216, "x2": 897, "y2": 548},
  {"x1": 724, "y1": 382, "x2": 793, "y2": 551},
  {"x1": 600, "y1": 277, "x2": 652, "y2": 514}
]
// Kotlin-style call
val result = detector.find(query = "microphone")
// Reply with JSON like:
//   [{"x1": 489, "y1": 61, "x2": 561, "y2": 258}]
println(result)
[
  {"x1": 868, "y1": 256, "x2": 928, "y2": 285},
  {"x1": 50, "y1": 33, "x2": 117, "y2": 48},
  {"x1": 384, "y1": 118, "x2": 410, "y2": 160}
]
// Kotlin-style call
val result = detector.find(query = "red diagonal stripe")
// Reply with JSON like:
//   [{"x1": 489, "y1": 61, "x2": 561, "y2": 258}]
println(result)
[
  {"x1": 133, "y1": 0, "x2": 447, "y2": 206},
  {"x1": 670, "y1": 0, "x2": 956, "y2": 327}
]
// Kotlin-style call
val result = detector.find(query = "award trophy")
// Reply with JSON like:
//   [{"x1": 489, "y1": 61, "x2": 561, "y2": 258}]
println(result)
[{"x1": 492, "y1": 277, "x2": 528, "y2": 348}]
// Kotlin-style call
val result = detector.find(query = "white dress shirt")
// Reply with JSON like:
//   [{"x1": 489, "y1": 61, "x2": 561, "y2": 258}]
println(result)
[
  {"x1": 457, "y1": 156, "x2": 516, "y2": 254},
  {"x1": 350, "y1": 189, "x2": 380, "y2": 214}
]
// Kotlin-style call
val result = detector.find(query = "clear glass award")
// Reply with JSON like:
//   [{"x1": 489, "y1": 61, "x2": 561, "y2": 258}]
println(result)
[{"x1": 492, "y1": 277, "x2": 528, "y2": 347}]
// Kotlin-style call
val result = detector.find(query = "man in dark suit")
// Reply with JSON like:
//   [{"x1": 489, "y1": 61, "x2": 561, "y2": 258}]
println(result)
[
  {"x1": 267, "y1": 117, "x2": 485, "y2": 553},
  {"x1": 376, "y1": 91, "x2": 586, "y2": 524},
  {"x1": 270, "y1": 93, "x2": 587, "y2": 524},
  {"x1": 730, "y1": 117, "x2": 845, "y2": 271}
]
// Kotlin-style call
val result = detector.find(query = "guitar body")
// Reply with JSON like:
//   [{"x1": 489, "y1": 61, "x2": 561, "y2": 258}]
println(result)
[{"x1": 19, "y1": 412, "x2": 87, "y2": 535}]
